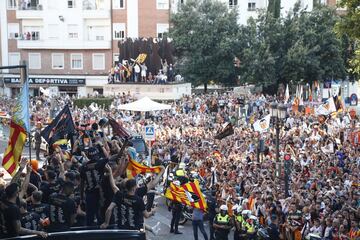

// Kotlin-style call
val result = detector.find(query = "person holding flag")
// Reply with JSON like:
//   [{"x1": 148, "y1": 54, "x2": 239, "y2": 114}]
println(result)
[{"x1": 2, "y1": 78, "x2": 30, "y2": 177}]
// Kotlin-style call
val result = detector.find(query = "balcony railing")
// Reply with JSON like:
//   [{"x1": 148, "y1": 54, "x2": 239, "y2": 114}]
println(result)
[{"x1": 18, "y1": 1, "x2": 43, "y2": 10}]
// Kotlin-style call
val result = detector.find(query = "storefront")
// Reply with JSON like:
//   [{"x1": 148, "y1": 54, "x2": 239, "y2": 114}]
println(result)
[{"x1": 3, "y1": 76, "x2": 86, "y2": 97}]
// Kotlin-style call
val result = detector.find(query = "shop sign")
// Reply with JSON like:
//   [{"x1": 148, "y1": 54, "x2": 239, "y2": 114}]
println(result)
[{"x1": 4, "y1": 77, "x2": 86, "y2": 85}]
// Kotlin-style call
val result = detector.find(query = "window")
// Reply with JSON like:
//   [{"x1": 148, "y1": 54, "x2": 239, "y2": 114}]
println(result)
[
  {"x1": 48, "y1": 24, "x2": 59, "y2": 39},
  {"x1": 68, "y1": 24, "x2": 79, "y2": 39},
  {"x1": 248, "y1": 2, "x2": 256, "y2": 11},
  {"x1": 71, "y1": 53, "x2": 83, "y2": 69},
  {"x1": 113, "y1": 54, "x2": 119, "y2": 64},
  {"x1": 229, "y1": 0, "x2": 238, "y2": 7},
  {"x1": 23, "y1": 26, "x2": 41, "y2": 40},
  {"x1": 92, "y1": 53, "x2": 105, "y2": 70},
  {"x1": 157, "y1": 23, "x2": 169, "y2": 38},
  {"x1": 68, "y1": 0, "x2": 75, "y2": 8},
  {"x1": 113, "y1": 23, "x2": 125, "y2": 39},
  {"x1": 8, "y1": 53, "x2": 20, "y2": 66},
  {"x1": 88, "y1": 26, "x2": 106, "y2": 41},
  {"x1": 157, "y1": 0, "x2": 169, "y2": 9},
  {"x1": 8, "y1": 23, "x2": 19, "y2": 39},
  {"x1": 52, "y1": 53, "x2": 64, "y2": 69},
  {"x1": 7, "y1": 0, "x2": 17, "y2": 9},
  {"x1": 29, "y1": 53, "x2": 41, "y2": 69},
  {"x1": 113, "y1": 0, "x2": 125, "y2": 9}
]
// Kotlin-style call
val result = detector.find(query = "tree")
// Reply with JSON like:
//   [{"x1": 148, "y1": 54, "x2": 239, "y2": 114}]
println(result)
[
  {"x1": 236, "y1": 3, "x2": 346, "y2": 89},
  {"x1": 267, "y1": 0, "x2": 281, "y2": 18},
  {"x1": 336, "y1": 0, "x2": 360, "y2": 77},
  {"x1": 169, "y1": 0, "x2": 239, "y2": 91}
]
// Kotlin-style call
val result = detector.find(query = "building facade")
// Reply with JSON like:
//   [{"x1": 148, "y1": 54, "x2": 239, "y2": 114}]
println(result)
[
  {"x1": 0, "y1": 0, "x2": 171, "y2": 98},
  {"x1": 0, "y1": 0, "x2": 346, "y2": 98}
]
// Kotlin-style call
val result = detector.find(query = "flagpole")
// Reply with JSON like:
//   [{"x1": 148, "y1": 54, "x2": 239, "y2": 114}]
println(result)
[{"x1": 20, "y1": 60, "x2": 31, "y2": 160}]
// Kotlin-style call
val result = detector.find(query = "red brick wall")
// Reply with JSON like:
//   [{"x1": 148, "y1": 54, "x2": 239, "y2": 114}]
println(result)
[{"x1": 138, "y1": 0, "x2": 170, "y2": 38}]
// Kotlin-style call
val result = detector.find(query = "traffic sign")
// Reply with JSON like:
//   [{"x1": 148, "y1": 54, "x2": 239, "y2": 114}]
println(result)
[{"x1": 144, "y1": 125, "x2": 155, "y2": 141}]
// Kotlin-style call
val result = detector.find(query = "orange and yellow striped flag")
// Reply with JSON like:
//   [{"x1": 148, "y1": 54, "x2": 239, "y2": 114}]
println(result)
[
  {"x1": 2, "y1": 80, "x2": 30, "y2": 176},
  {"x1": 165, "y1": 179, "x2": 207, "y2": 211},
  {"x1": 126, "y1": 158, "x2": 162, "y2": 179},
  {"x1": 135, "y1": 53, "x2": 147, "y2": 64}
]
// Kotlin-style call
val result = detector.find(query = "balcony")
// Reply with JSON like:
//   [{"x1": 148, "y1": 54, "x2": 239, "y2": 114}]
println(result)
[
  {"x1": 17, "y1": 39, "x2": 111, "y2": 49},
  {"x1": 82, "y1": 0, "x2": 110, "y2": 18},
  {"x1": 16, "y1": 1, "x2": 43, "y2": 19}
]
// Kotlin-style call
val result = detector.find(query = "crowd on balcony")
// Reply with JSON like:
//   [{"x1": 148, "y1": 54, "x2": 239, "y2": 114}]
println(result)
[{"x1": 108, "y1": 59, "x2": 183, "y2": 85}]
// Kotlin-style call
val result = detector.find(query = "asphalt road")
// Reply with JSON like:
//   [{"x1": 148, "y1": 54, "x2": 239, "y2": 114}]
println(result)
[{"x1": 0, "y1": 125, "x2": 204, "y2": 239}]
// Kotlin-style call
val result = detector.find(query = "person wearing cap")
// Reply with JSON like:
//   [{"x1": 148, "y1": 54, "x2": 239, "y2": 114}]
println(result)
[
  {"x1": 80, "y1": 146, "x2": 108, "y2": 226},
  {"x1": 232, "y1": 205, "x2": 243, "y2": 240},
  {"x1": 213, "y1": 204, "x2": 232, "y2": 240},
  {"x1": 169, "y1": 180, "x2": 184, "y2": 234},
  {"x1": 175, "y1": 161, "x2": 188, "y2": 185}
]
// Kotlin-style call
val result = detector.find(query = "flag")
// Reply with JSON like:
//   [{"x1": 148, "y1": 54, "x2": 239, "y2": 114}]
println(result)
[
  {"x1": 165, "y1": 179, "x2": 207, "y2": 211},
  {"x1": 108, "y1": 117, "x2": 130, "y2": 138},
  {"x1": 135, "y1": 53, "x2": 147, "y2": 64},
  {"x1": 126, "y1": 158, "x2": 162, "y2": 179},
  {"x1": 41, "y1": 105, "x2": 75, "y2": 145},
  {"x1": 2, "y1": 80, "x2": 30, "y2": 176},
  {"x1": 284, "y1": 84, "x2": 289, "y2": 104},
  {"x1": 212, "y1": 150, "x2": 222, "y2": 159},
  {"x1": 253, "y1": 114, "x2": 271, "y2": 132},
  {"x1": 214, "y1": 123, "x2": 234, "y2": 140},
  {"x1": 299, "y1": 85, "x2": 304, "y2": 106},
  {"x1": 308, "y1": 85, "x2": 313, "y2": 102},
  {"x1": 315, "y1": 97, "x2": 337, "y2": 116}
]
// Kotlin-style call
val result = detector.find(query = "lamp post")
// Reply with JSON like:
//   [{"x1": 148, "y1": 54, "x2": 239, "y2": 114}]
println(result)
[{"x1": 270, "y1": 102, "x2": 288, "y2": 197}]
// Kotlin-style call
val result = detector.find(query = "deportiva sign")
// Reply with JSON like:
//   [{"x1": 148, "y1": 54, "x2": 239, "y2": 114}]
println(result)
[{"x1": 4, "y1": 77, "x2": 86, "y2": 85}]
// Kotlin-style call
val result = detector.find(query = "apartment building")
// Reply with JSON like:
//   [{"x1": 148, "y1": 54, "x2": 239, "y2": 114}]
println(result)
[
  {"x1": 0, "y1": 0, "x2": 170, "y2": 97},
  {"x1": 0, "y1": 0, "x2": 345, "y2": 98}
]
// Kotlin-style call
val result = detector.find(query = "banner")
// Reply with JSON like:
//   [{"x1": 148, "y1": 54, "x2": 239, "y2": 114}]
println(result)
[
  {"x1": 165, "y1": 179, "x2": 207, "y2": 211},
  {"x1": 253, "y1": 114, "x2": 271, "y2": 132},
  {"x1": 41, "y1": 105, "x2": 75, "y2": 145},
  {"x1": 126, "y1": 158, "x2": 162, "y2": 179}
]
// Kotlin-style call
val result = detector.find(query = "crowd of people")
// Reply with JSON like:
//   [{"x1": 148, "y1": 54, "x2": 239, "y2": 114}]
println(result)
[
  {"x1": 0, "y1": 90, "x2": 359, "y2": 240},
  {"x1": 108, "y1": 59, "x2": 181, "y2": 84}
]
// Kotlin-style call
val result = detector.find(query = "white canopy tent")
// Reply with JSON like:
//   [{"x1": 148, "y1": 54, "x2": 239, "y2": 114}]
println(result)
[{"x1": 117, "y1": 96, "x2": 171, "y2": 112}]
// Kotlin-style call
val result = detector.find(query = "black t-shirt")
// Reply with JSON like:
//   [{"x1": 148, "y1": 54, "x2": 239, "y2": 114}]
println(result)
[
  {"x1": 112, "y1": 191, "x2": 145, "y2": 230},
  {"x1": 0, "y1": 199, "x2": 21, "y2": 238},
  {"x1": 135, "y1": 186, "x2": 148, "y2": 199},
  {"x1": 40, "y1": 179, "x2": 63, "y2": 203},
  {"x1": 28, "y1": 202, "x2": 50, "y2": 220},
  {"x1": 21, "y1": 211, "x2": 40, "y2": 231},
  {"x1": 30, "y1": 171, "x2": 42, "y2": 189},
  {"x1": 48, "y1": 193, "x2": 76, "y2": 229},
  {"x1": 80, "y1": 158, "x2": 108, "y2": 192}
]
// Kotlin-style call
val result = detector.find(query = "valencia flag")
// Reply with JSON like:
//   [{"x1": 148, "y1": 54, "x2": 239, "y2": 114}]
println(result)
[
  {"x1": 165, "y1": 179, "x2": 207, "y2": 211},
  {"x1": 2, "y1": 80, "x2": 30, "y2": 176},
  {"x1": 41, "y1": 105, "x2": 75, "y2": 145},
  {"x1": 126, "y1": 158, "x2": 162, "y2": 179}
]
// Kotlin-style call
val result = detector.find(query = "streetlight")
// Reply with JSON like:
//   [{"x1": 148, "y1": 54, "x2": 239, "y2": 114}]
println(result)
[{"x1": 270, "y1": 102, "x2": 289, "y2": 197}]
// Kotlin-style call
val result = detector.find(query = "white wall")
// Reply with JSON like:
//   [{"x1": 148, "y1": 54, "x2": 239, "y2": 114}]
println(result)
[
  {"x1": 1, "y1": 0, "x2": 9, "y2": 70},
  {"x1": 127, "y1": 0, "x2": 139, "y2": 38}
]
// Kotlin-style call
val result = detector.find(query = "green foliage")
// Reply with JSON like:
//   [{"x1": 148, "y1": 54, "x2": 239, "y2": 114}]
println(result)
[
  {"x1": 236, "y1": 4, "x2": 346, "y2": 86},
  {"x1": 335, "y1": 0, "x2": 360, "y2": 40},
  {"x1": 169, "y1": 0, "x2": 239, "y2": 88},
  {"x1": 267, "y1": 0, "x2": 281, "y2": 18},
  {"x1": 335, "y1": 0, "x2": 360, "y2": 77},
  {"x1": 73, "y1": 98, "x2": 113, "y2": 109}
]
